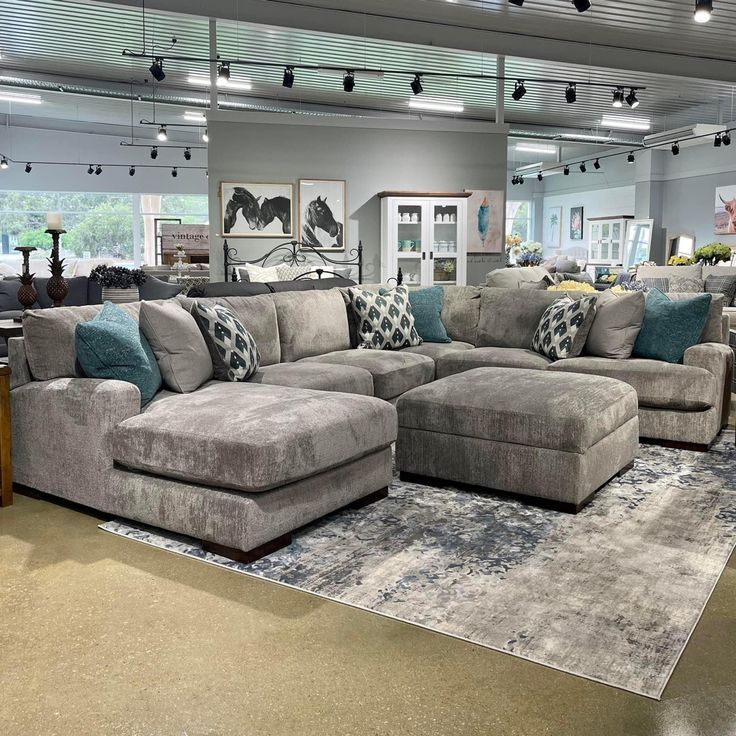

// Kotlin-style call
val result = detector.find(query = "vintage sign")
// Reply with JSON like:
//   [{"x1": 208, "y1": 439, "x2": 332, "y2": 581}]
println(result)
[{"x1": 160, "y1": 224, "x2": 210, "y2": 254}]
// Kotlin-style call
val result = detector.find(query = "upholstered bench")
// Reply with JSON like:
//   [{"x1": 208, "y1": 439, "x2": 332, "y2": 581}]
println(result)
[{"x1": 396, "y1": 367, "x2": 639, "y2": 512}]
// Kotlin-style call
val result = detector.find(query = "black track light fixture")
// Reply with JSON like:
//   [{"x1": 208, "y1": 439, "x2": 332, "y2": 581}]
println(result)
[
  {"x1": 518, "y1": 175, "x2": 524, "y2": 184},
  {"x1": 723, "y1": 131, "x2": 731, "y2": 146},
  {"x1": 612, "y1": 87, "x2": 625, "y2": 108},
  {"x1": 511, "y1": 175, "x2": 517, "y2": 185},
  {"x1": 0, "y1": 157, "x2": 8, "y2": 170},
  {"x1": 671, "y1": 142, "x2": 680, "y2": 155},
  {"x1": 150, "y1": 146, "x2": 158, "y2": 160},
  {"x1": 129, "y1": 166, "x2": 136, "y2": 176},
  {"x1": 537, "y1": 172, "x2": 543, "y2": 181},
  {"x1": 87, "y1": 164, "x2": 94, "y2": 175},
  {"x1": 572, "y1": 0, "x2": 591, "y2": 11},
  {"x1": 694, "y1": 0, "x2": 712, "y2": 23},
  {"x1": 171, "y1": 167, "x2": 178, "y2": 178},
  {"x1": 579, "y1": 161, "x2": 587, "y2": 173},
  {"x1": 95, "y1": 165, "x2": 102, "y2": 175},
  {"x1": 625, "y1": 88, "x2": 640, "y2": 108},
  {"x1": 627, "y1": 152, "x2": 635, "y2": 164},
  {"x1": 714, "y1": 133, "x2": 722, "y2": 147},
  {"x1": 343, "y1": 70, "x2": 355, "y2": 92},
  {"x1": 184, "y1": 147, "x2": 192, "y2": 161},
  {"x1": 282, "y1": 66, "x2": 295, "y2": 88},
  {"x1": 512, "y1": 80, "x2": 527, "y2": 101},
  {"x1": 149, "y1": 57, "x2": 165, "y2": 82},
  {"x1": 202, "y1": 128, "x2": 209, "y2": 143},
  {"x1": 157, "y1": 125, "x2": 168, "y2": 142},
  {"x1": 593, "y1": 159, "x2": 601, "y2": 170},
  {"x1": 24, "y1": 162, "x2": 32, "y2": 173},
  {"x1": 218, "y1": 61, "x2": 230, "y2": 83},
  {"x1": 411, "y1": 74, "x2": 423, "y2": 95},
  {"x1": 509, "y1": 0, "x2": 524, "y2": 6},
  {"x1": 565, "y1": 83, "x2": 577, "y2": 104},
  {"x1": 563, "y1": 165, "x2": 570, "y2": 176}
]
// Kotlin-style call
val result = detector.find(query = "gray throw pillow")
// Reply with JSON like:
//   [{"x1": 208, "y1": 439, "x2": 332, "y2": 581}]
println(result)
[
  {"x1": 585, "y1": 290, "x2": 645, "y2": 359},
  {"x1": 705, "y1": 274, "x2": 736, "y2": 307},
  {"x1": 531, "y1": 294, "x2": 598, "y2": 360},
  {"x1": 668, "y1": 274, "x2": 704, "y2": 293},
  {"x1": 139, "y1": 301, "x2": 213, "y2": 392}
]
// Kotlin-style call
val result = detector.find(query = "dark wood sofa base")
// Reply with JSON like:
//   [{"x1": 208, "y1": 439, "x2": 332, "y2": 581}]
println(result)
[
  {"x1": 640, "y1": 437, "x2": 715, "y2": 452},
  {"x1": 399, "y1": 463, "x2": 635, "y2": 515}
]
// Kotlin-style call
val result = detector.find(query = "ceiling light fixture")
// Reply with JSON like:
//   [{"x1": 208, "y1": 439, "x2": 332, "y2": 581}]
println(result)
[
  {"x1": 512, "y1": 80, "x2": 527, "y2": 101},
  {"x1": 0, "y1": 91, "x2": 42, "y2": 104},
  {"x1": 87, "y1": 164, "x2": 94, "y2": 175},
  {"x1": 157, "y1": 125, "x2": 168, "y2": 142},
  {"x1": 518, "y1": 175, "x2": 524, "y2": 184},
  {"x1": 171, "y1": 167, "x2": 178, "y2": 178},
  {"x1": 149, "y1": 57, "x2": 165, "y2": 82},
  {"x1": 563, "y1": 165, "x2": 570, "y2": 175},
  {"x1": 627, "y1": 152, "x2": 635, "y2": 163},
  {"x1": 565, "y1": 83, "x2": 577, "y2": 104},
  {"x1": 202, "y1": 128, "x2": 209, "y2": 142},
  {"x1": 187, "y1": 74, "x2": 253, "y2": 91},
  {"x1": 694, "y1": 0, "x2": 712, "y2": 23},
  {"x1": 537, "y1": 172, "x2": 543, "y2": 181},
  {"x1": 671, "y1": 142, "x2": 680, "y2": 155},
  {"x1": 723, "y1": 131, "x2": 731, "y2": 146},
  {"x1": 579, "y1": 161, "x2": 587, "y2": 172},
  {"x1": 129, "y1": 166, "x2": 136, "y2": 176},
  {"x1": 183, "y1": 112, "x2": 207, "y2": 123},
  {"x1": 515, "y1": 143, "x2": 557, "y2": 154},
  {"x1": 184, "y1": 147, "x2": 192, "y2": 161},
  {"x1": 24, "y1": 162, "x2": 32, "y2": 173},
  {"x1": 409, "y1": 98, "x2": 464, "y2": 113},
  {"x1": 572, "y1": 0, "x2": 591, "y2": 11},
  {"x1": 611, "y1": 87, "x2": 625, "y2": 108},
  {"x1": 558, "y1": 133, "x2": 612, "y2": 142},
  {"x1": 343, "y1": 71, "x2": 355, "y2": 92},
  {"x1": 600, "y1": 115, "x2": 651, "y2": 131},
  {"x1": 217, "y1": 61, "x2": 231, "y2": 83},
  {"x1": 150, "y1": 146, "x2": 158, "y2": 160},
  {"x1": 95, "y1": 165, "x2": 102, "y2": 175},
  {"x1": 593, "y1": 159, "x2": 601, "y2": 169},
  {"x1": 0, "y1": 157, "x2": 8, "y2": 170},
  {"x1": 714, "y1": 133, "x2": 722, "y2": 147},
  {"x1": 625, "y1": 88, "x2": 640, "y2": 108},
  {"x1": 282, "y1": 66, "x2": 295, "y2": 88},
  {"x1": 411, "y1": 74, "x2": 424, "y2": 95}
]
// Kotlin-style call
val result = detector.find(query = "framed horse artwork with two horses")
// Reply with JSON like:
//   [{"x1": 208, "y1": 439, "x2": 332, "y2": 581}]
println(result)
[
  {"x1": 298, "y1": 179, "x2": 346, "y2": 251},
  {"x1": 220, "y1": 182, "x2": 294, "y2": 238}
]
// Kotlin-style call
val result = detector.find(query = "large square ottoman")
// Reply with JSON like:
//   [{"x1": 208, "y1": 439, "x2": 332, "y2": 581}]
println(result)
[{"x1": 396, "y1": 367, "x2": 639, "y2": 512}]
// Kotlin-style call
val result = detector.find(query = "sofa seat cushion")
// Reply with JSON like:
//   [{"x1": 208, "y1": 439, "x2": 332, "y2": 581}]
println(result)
[
  {"x1": 300, "y1": 349, "x2": 434, "y2": 400},
  {"x1": 249, "y1": 362, "x2": 373, "y2": 396},
  {"x1": 547, "y1": 357, "x2": 717, "y2": 411},
  {"x1": 436, "y1": 347, "x2": 551, "y2": 379},
  {"x1": 113, "y1": 382, "x2": 397, "y2": 493},
  {"x1": 401, "y1": 340, "x2": 474, "y2": 362},
  {"x1": 398, "y1": 367, "x2": 637, "y2": 454}
]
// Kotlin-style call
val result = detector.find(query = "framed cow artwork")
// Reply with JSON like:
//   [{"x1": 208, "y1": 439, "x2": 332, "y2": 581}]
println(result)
[
  {"x1": 298, "y1": 179, "x2": 346, "y2": 250},
  {"x1": 220, "y1": 182, "x2": 293, "y2": 238},
  {"x1": 715, "y1": 185, "x2": 736, "y2": 235}
]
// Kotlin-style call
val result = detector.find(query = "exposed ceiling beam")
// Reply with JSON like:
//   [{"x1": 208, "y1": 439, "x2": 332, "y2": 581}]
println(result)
[{"x1": 99, "y1": 0, "x2": 736, "y2": 83}]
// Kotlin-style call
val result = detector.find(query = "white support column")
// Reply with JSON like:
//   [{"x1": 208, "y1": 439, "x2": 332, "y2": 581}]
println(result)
[{"x1": 496, "y1": 55, "x2": 504, "y2": 125}]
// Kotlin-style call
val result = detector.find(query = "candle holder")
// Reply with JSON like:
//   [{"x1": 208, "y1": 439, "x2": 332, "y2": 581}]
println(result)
[
  {"x1": 45, "y1": 229, "x2": 68, "y2": 308},
  {"x1": 14, "y1": 246, "x2": 38, "y2": 310}
]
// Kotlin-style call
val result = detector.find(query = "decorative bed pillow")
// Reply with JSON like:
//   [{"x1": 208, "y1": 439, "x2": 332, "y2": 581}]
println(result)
[
  {"x1": 347, "y1": 285, "x2": 422, "y2": 350},
  {"x1": 139, "y1": 300, "x2": 213, "y2": 393},
  {"x1": 75, "y1": 301, "x2": 162, "y2": 405},
  {"x1": 190, "y1": 302, "x2": 260, "y2": 381},
  {"x1": 585, "y1": 290, "x2": 645, "y2": 359},
  {"x1": 705, "y1": 274, "x2": 736, "y2": 307},
  {"x1": 531, "y1": 294, "x2": 598, "y2": 361},
  {"x1": 276, "y1": 264, "x2": 316, "y2": 281},
  {"x1": 633, "y1": 289, "x2": 712, "y2": 364},
  {"x1": 242, "y1": 263, "x2": 281, "y2": 283},
  {"x1": 407, "y1": 287, "x2": 451, "y2": 343}
]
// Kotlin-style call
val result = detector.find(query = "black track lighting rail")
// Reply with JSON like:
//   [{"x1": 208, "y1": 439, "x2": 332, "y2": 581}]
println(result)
[
  {"x1": 119, "y1": 142, "x2": 206, "y2": 150},
  {"x1": 121, "y1": 50, "x2": 645, "y2": 93},
  {"x1": 0, "y1": 153, "x2": 206, "y2": 173},
  {"x1": 512, "y1": 125, "x2": 735, "y2": 184}
]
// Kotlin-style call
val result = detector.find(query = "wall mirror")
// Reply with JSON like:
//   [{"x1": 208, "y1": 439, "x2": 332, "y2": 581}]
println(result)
[
  {"x1": 668, "y1": 233, "x2": 695, "y2": 260},
  {"x1": 624, "y1": 219, "x2": 654, "y2": 269}
]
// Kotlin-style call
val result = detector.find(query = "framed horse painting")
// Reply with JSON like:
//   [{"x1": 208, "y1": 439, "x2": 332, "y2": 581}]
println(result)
[
  {"x1": 298, "y1": 179, "x2": 346, "y2": 250},
  {"x1": 220, "y1": 182, "x2": 294, "y2": 238}
]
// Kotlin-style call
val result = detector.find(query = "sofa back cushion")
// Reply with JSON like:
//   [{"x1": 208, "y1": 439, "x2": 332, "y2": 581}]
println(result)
[
  {"x1": 23, "y1": 301, "x2": 142, "y2": 381},
  {"x1": 441, "y1": 286, "x2": 481, "y2": 345},
  {"x1": 34, "y1": 276, "x2": 91, "y2": 308},
  {"x1": 272, "y1": 289, "x2": 351, "y2": 362},
  {"x1": 485, "y1": 266, "x2": 551, "y2": 289},
  {"x1": 635, "y1": 263, "x2": 704, "y2": 292}
]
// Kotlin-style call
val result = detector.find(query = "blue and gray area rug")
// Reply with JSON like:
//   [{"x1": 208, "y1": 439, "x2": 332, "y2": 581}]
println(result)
[{"x1": 100, "y1": 435, "x2": 736, "y2": 699}]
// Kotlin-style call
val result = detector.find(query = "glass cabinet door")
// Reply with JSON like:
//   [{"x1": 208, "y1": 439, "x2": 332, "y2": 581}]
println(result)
[
  {"x1": 395, "y1": 202, "x2": 424, "y2": 286},
  {"x1": 430, "y1": 202, "x2": 459, "y2": 285}
]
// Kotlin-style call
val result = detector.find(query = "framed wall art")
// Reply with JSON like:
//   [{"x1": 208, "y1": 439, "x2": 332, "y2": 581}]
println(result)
[
  {"x1": 220, "y1": 182, "x2": 293, "y2": 238},
  {"x1": 465, "y1": 189, "x2": 504, "y2": 254},
  {"x1": 570, "y1": 206, "x2": 584, "y2": 240},
  {"x1": 298, "y1": 179, "x2": 346, "y2": 250}
]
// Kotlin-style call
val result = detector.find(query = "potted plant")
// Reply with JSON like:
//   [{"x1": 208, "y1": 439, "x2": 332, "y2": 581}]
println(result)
[
  {"x1": 89, "y1": 265, "x2": 147, "y2": 303},
  {"x1": 667, "y1": 255, "x2": 694, "y2": 266},
  {"x1": 516, "y1": 241, "x2": 544, "y2": 267},
  {"x1": 693, "y1": 242, "x2": 733, "y2": 266}
]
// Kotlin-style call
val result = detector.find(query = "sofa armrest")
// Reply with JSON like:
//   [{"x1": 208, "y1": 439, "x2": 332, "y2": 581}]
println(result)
[
  {"x1": 8, "y1": 337, "x2": 31, "y2": 390},
  {"x1": 684, "y1": 342, "x2": 733, "y2": 429},
  {"x1": 722, "y1": 314, "x2": 730, "y2": 344},
  {"x1": 11, "y1": 378, "x2": 142, "y2": 501}
]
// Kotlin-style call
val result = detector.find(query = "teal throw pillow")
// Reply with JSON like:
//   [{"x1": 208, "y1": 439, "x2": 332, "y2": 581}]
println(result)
[
  {"x1": 407, "y1": 286, "x2": 451, "y2": 343},
  {"x1": 632, "y1": 289, "x2": 712, "y2": 364},
  {"x1": 75, "y1": 301, "x2": 162, "y2": 405}
]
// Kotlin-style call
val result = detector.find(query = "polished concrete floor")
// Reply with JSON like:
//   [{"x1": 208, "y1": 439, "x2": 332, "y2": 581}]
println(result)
[{"x1": 1, "y1": 481, "x2": 735, "y2": 736}]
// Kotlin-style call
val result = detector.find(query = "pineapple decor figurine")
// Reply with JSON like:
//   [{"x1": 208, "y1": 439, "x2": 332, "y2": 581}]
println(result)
[
  {"x1": 14, "y1": 246, "x2": 38, "y2": 310},
  {"x1": 45, "y1": 228, "x2": 69, "y2": 307}
]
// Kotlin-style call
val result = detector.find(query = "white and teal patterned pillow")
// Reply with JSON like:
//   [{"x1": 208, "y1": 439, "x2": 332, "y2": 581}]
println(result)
[
  {"x1": 347, "y1": 285, "x2": 422, "y2": 350},
  {"x1": 190, "y1": 302, "x2": 260, "y2": 381},
  {"x1": 532, "y1": 294, "x2": 598, "y2": 361}
]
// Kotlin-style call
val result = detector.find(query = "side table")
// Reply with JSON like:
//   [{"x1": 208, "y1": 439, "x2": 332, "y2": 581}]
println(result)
[{"x1": 0, "y1": 364, "x2": 10, "y2": 506}]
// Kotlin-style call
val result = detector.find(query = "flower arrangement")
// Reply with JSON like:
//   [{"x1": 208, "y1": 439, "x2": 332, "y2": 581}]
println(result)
[
  {"x1": 505, "y1": 233, "x2": 523, "y2": 249},
  {"x1": 89, "y1": 265, "x2": 147, "y2": 288},
  {"x1": 515, "y1": 241, "x2": 544, "y2": 267},
  {"x1": 667, "y1": 255, "x2": 694, "y2": 266},
  {"x1": 549, "y1": 280, "x2": 596, "y2": 292},
  {"x1": 693, "y1": 242, "x2": 732, "y2": 266}
]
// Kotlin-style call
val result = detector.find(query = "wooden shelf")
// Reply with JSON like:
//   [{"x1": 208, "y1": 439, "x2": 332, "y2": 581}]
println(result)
[{"x1": 379, "y1": 191, "x2": 472, "y2": 199}]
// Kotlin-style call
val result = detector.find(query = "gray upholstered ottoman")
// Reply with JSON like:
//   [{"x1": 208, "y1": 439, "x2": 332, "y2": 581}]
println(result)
[{"x1": 396, "y1": 367, "x2": 639, "y2": 512}]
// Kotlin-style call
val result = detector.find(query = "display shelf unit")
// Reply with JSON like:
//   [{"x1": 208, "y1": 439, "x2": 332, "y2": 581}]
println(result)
[
  {"x1": 587, "y1": 215, "x2": 633, "y2": 266},
  {"x1": 379, "y1": 192, "x2": 470, "y2": 287}
]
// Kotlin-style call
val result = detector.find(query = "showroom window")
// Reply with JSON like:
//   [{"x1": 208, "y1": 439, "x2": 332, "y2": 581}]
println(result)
[{"x1": 506, "y1": 200, "x2": 532, "y2": 242}]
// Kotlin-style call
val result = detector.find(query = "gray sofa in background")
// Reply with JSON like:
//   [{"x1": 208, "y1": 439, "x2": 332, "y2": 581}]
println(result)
[{"x1": 8, "y1": 283, "x2": 733, "y2": 557}]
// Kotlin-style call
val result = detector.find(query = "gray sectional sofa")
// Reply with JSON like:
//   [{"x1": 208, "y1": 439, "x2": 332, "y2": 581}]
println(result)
[{"x1": 8, "y1": 284, "x2": 733, "y2": 558}]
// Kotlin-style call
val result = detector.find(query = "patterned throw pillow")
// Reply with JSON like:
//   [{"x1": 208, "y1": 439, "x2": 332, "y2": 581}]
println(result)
[
  {"x1": 532, "y1": 294, "x2": 599, "y2": 361},
  {"x1": 639, "y1": 277, "x2": 670, "y2": 292},
  {"x1": 276, "y1": 264, "x2": 317, "y2": 281},
  {"x1": 190, "y1": 302, "x2": 260, "y2": 381},
  {"x1": 668, "y1": 274, "x2": 704, "y2": 293},
  {"x1": 705, "y1": 274, "x2": 736, "y2": 307},
  {"x1": 347, "y1": 285, "x2": 422, "y2": 350}
]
